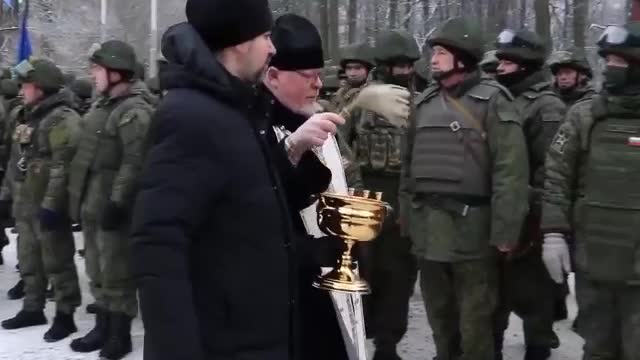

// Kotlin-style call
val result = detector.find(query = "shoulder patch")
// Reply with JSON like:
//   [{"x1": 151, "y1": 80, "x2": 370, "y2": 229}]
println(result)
[{"x1": 550, "y1": 129, "x2": 570, "y2": 154}]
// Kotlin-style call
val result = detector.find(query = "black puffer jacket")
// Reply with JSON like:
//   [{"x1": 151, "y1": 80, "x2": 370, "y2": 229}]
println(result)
[{"x1": 131, "y1": 22, "x2": 330, "y2": 360}]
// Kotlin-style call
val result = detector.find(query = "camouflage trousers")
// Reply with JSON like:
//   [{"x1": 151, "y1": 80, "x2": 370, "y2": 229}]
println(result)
[
  {"x1": 419, "y1": 258, "x2": 497, "y2": 360},
  {"x1": 576, "y1": 272, "x2": 640, "y2": 360},
  {"x1": 493, "y1": 247, "x2": 556, "y2": 356},
  {"x1": 81, "y1": 216, "x2": 137, "y2": 317},
  {"x1": 359, "y1": 173, "x2": 418, "y2": 349},
  {"x1": 15, "y1": 213, "x2": 81, "y2": 314}
]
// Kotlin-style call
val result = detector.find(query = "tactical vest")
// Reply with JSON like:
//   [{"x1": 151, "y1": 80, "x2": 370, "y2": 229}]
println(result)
[
  {"x1": 68, "y1": 95, "x2": 152, "y2": 220},
  {"x1": 355, "y1": 109, "x2": 405, "y2": 175},
  {"x1": 578, "y1": 95, "x2": 640, "y2": 284},
  {"x1": 410, "y1": 83, "x2": 500, "y2": 197}
]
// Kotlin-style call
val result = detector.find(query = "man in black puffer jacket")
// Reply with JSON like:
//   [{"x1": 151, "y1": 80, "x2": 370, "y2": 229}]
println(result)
[{"x1": 130, "y1": 0, "x2": 345, "y2": 359}]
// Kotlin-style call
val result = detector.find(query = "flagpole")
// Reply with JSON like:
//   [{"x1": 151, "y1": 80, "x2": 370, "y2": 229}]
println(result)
[
  {"x1": 149, "y1": 0, "x2": 158, "y2": 77},
  {"x1": 101, "y1": 0, "x2": 107, "y2": 42}
]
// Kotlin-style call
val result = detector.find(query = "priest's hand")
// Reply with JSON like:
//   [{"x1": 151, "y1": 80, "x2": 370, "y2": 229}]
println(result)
[{"x1": 285, "y1": 113, "x2": 345, "y2": 164}]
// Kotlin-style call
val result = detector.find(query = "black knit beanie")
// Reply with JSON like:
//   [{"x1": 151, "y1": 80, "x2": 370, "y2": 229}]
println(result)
[{"x1": 270, "y1": 14, "x2": 324, "y2": 70}]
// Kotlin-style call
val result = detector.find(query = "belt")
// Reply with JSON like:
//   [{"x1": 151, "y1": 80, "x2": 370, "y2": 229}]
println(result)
[{"x1": 415, "y1": 193, "x2": 490, "y2": 216}]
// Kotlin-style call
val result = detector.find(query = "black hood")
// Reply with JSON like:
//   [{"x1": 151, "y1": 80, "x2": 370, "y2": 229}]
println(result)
[{"x1": 160, "y1": 22, "x2": 257, "y2": 108}]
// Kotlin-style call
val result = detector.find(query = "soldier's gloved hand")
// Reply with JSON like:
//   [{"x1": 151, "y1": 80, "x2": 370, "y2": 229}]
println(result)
[
  {"x1": 286, "y1": 112, "x2": 345, "y2": 164},
  {"x1": 345, "y1": 84, "x2": 411, "y2": 127},
  {"x1": 101, "y1": 201, "x2": 127, "y2": 231},
  {"x1": 542, "y1": 233, "x2": 571, "y2": 284},
  {"x1": 0, "y1": 200, "x2": 12, "y2": 220},
  {"x1": 38, "y1": 208, "x2": 66, "y2": 232}
]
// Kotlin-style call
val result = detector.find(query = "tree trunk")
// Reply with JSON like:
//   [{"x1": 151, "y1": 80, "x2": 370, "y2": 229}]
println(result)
[
  {"x1": 631, "y1": 0, "x2": 640, "y2": 20},
  {"x1": 347, "y1": 0, "x2": 358, "y2": 43},
  {"x1": 563, "y1": 0, "x2": 570, "y2": 46},
  {"x1": 319, "y1": 0, "x2": 330, "y2": 59},
  {"x1": 403, "y1": 0, "x2": 412, "y2": 30},
  {"x1": 329, "y1": 0, "x2": 339, "y2": 60},
  {"x1": 389, "y1": 0, "x2": 398, "y2": 28},
  {"x1": 422, "y1": 0, "x2": 430, "y2": 32},
  {"x1": 534, "y1": 0, "x2": 552, "y2": 54},
  {"x1": 573, "y1": 0, "x2": 587, "y2": 49}
]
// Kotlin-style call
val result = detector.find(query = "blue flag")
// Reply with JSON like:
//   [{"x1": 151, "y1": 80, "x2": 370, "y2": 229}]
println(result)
[{"x1": 17, "y1": 0, "x2": 32, "y2": 63}]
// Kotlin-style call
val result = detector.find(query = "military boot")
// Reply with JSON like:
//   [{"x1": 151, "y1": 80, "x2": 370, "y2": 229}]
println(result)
[
  {"x1": 1, "y1": 310, "x2": 47, "y2": 329},
  {"x1": 44, "y1": 312, "x2": 77, "y2": 342},
  {"x1": 7, "y1": 279, "x2": 24, "y2": 299},
  {"x1": 524, "y1": 346, "x2": 551, "y2": 360},
  {"x1": 70, "y1": 308, "x2": 108, "y2": 352},
  {"x1": 99, "y1": 312, "x2": 133, "y2": 360}
]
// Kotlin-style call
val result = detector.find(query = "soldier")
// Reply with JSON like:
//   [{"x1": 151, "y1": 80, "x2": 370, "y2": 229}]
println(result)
[
  {"x1": 402, "y1": 18, "x2": 529, "y2": 360},
  {"x1": 494, "y1": 29, "x2": 567, "y2": 360},
  {"x1": 0, "y1": 58, "x2": 82, "y2": 343},
  {"x1": 480, "y1": 50, "x2": 500, "y2": 79},
  {"x1": 69, "y1": 78, "x2": 94, "y2": 116},
  {"x1": 1, "y1": 79, "x2": 22, "y2": 113},
  {"x1": 548, "y1": 49, "x2": 596, "y2": 107},
  {"x1": 541, "y1": 22, "x2": 640, "y2": 360},
  {"x1": 67, "y1": 40, "x2": 154, "y2": 360},
  {"x1": 331, "y1": 42, "x2": 374, "y2": 113},
  {"x1": 340, "y1": 29, "x2": 420, "y2": 360}
]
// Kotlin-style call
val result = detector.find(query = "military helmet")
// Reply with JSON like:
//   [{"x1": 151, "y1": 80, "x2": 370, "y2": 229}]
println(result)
[
  {"x1": 597, "y1": 22, "x2": 640, "y2": 62},
  {"x1": 547, "y1": 49, "x2": 592, "y2": 78},
  {"x1": 70, "y1": 78, "x2": 94, "y2": 99},
  {"x1": 13, "y1": 58, "x2": 65, "y2": 93},
  {"x1": 479, "y1": 50, "x2": 499, "y2": 72},
  {"x1": 427, "y1": 17, "x2": 484, "y2": 62},
  {"x1": 90, "y1": 40, "x2": 137, "y2": 73},
  {"x1": 495, "y1": 29, "x2": 546, "y2": 64},
  {"x1": 340, "y1": 42, "x2": 374, "y2": 69},
  {"x1": 0, "y1": 79, "x2": 19, "y2": 97},
  {"x1": 374, "y1": 30, "x2": 420, "y2": 63}
]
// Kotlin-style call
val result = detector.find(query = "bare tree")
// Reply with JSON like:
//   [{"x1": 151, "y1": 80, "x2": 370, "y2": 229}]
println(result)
[
  {"x1": 520, "y1": 0, "x2": 528, "y2": 27},
  {"x1": 389, "y1": 0, "x2": 399, "y2": 28},
  {"x1": 347, "y1": 0, "x2": 358, "y2": 43},
  {"x1": 573, "y1": 0, "x2": 588, "y2": 48},
  {"x1": 318, "y1": 0, "x2": 330, "y2": 57},
  {"x1": 535, "y1": 0, "x2": 552, "y2": 53},
  {"x1": 328, "y1": 0, "x2": 339, "y2": 60}
]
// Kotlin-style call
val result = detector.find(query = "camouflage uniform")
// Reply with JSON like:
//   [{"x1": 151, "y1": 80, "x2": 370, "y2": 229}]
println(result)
[
  {"x1": 548, "y1": 49, "x2": 597, "y2": 108},
  {"x1": 68, "y1": 40, "x2": 154, "y2": 359},
  {"x1": 404, "y1": 18, "x2": 529, "y2": 360},
  {"x1": 494, "y1": 29, "x2": 567, "y2": 359},
  {"x1": 342, "y1": 30, "x2": 421, "y2": 359},
  {"x1": 413, "y1": 57, "x2": 430, "y2": 92},
  {"x1": 541, "y1": 22, "x2": 640, "y2": 360},
  {"x1": 0, "y1": 59, "x2": 82, "y2": 341}
]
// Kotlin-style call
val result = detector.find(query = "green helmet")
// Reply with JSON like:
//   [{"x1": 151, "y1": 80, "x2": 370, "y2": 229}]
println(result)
[
  {"x1": 479, "y1": 50, "x2": 499, "y2": 72},
  {"x1": 597, "y1": 22, "x2": 640, "y2": 62},
  {"x1": 70, "y1": 78, "x2": 94, "y2": 99},
  {"x1": 340, "y1": 42, "x2": 374, "y2": 69},
  {"x1": 321, "y1": 66, "x2": 341, "y2": 89},
  {"x1": 374, "y1": 30, "x2": 420, "y2": 64},
  {"x1": 0, "y1": 79, "x2": 19, "y2": 97},
  {"x1": 547, "y1": 49, "x2": 592, "y2": 78},
  {"x1": 90, "y1": 40, "x2": 137, "y2": 73},
  {"x1": 427, "y1": 17, "x2": 484, "y2": 62},
  {"x1": 495, "y1": 29, "x2": 546, "y2": 64},
  {"x1": 13, "y1": 58, "x2": 65, "y2": 94}
]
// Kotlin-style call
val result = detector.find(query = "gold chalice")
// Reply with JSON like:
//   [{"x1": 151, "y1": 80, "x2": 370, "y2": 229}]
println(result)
[{"x1": 313, "y1": 191, "x2": 388, "y2": 294}]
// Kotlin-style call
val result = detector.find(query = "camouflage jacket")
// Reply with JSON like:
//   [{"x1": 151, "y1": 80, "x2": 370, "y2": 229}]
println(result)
[
  {"x1": 68, "y1": 81, "x2": 155, "y2": 221},
  {"x1": 400, "y1": 72, "x2": 530, "y2": 261},
  {"x1": 510, "y1": 72, "x2": 567, "y2": 203},
  {"x1": 0, "y1": 104, "x2": 25, "y2": 201}
]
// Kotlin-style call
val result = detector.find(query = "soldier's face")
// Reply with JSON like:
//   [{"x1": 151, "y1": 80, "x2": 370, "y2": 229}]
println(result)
[
  {"x1": 265, "y1": 67, "x2": 322, "y2": 116},
  {"x1": 21, "y1": 82, "x2": 43, "y2": 105},
  {"x1": 556, "y1": 67, "x2": 579, "y2": 89},
  {"x1": 431, "y1": 46, "x2": 455, "y2": 73},
  {"x1": 89, "y1": 64, "x2": 110, "y2": 93},
  {"x1": 344, "y1": 63, "x2": 368, "y2": 85},
  {"x1": 240, "y1": 33, "x2": 276, "y2": 83},
  {"x1": 497, "y1": 60, "x2": 520, "y2": 75}
]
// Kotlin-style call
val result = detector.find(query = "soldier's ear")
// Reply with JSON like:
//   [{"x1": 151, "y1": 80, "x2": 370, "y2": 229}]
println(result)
[{"x1": 265, "y1": 67, "x2": 279, "y2": 87}]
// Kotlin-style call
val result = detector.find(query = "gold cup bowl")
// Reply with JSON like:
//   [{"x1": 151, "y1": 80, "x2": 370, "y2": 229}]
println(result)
[{"x1": 313, "y1": 192, "x2": 388, "y2": 294}]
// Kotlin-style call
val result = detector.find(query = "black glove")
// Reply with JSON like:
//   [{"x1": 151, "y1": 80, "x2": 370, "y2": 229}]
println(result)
[
  {"x1": 101, "y1": 201, "x2": 127, "y2": 231},
  {"x1": 38, "y1": 208, "x2": 67, "y2": 231},
  {"x1": 0, "y1": 200, "x2": 12, "y2": 220}
]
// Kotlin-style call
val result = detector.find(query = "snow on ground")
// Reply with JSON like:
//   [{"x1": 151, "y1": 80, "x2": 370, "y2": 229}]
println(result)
[{"x1": 0, "y1": 231, "x2": 583, "y2": 359}]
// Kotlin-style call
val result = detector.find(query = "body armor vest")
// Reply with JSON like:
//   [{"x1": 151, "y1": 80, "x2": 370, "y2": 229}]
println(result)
[
  {"x1": 410, "y1": 84, "x2": 494, "y2": 197},
  {"x1": 579, "y1": 96, "x2": 640, "y2": 284},
  {"x1": 355, "y1": 109, "x2": 405, "y2": 175}
]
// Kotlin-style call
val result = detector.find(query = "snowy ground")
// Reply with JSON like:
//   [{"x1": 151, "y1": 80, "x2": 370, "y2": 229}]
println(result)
[{"x1": 0, "y1": 231, "x2": 584, "y2": 360}]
